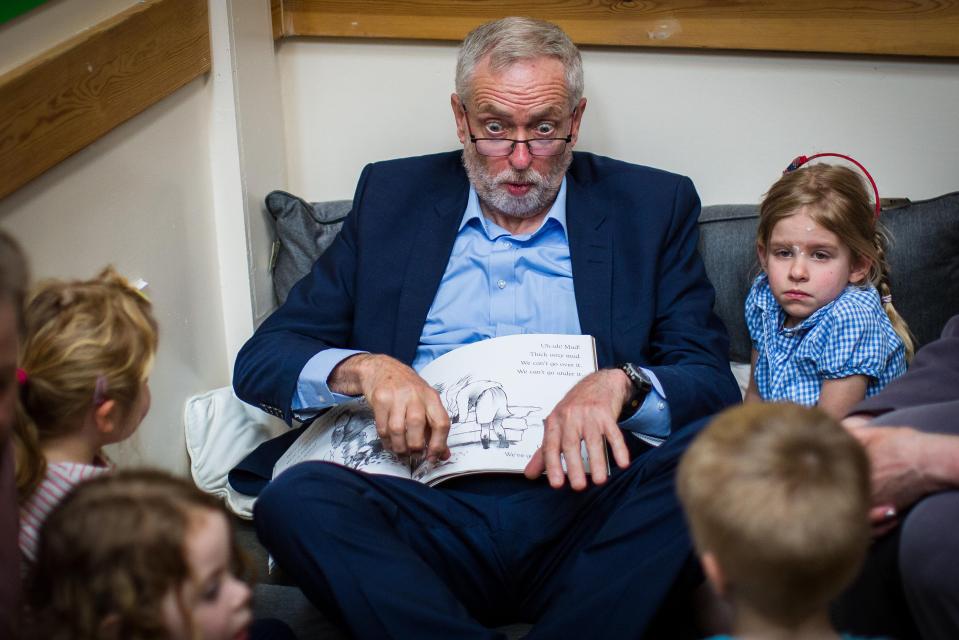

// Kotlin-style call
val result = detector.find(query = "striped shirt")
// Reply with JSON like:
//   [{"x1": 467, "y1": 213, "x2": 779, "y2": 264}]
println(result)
[
  {"x1": 745, "y1": 273, "x2": 906, "y2": 406},
  {"x1": 19, "y1": 461, "x2": 110, "y2": 565}
]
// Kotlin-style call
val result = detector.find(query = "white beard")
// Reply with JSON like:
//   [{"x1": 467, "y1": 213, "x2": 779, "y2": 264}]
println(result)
[{"x1": 462, "y1": 146, "x2": 572, "y2": 220}]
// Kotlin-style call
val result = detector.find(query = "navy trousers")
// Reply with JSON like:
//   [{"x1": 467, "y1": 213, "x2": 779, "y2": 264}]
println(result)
[{"x1": 254, "y1": 419, "x2": 706, "y2": 639}]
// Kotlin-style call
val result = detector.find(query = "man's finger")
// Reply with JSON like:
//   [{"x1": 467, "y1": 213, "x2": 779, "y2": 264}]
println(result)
[
  {"x1": 524, "y1": 448, "x2": 545, "y2": 479},
  {"x1": 542, "y1": 420, "x2": 566, "y2": 488},
  {"x1": 371, "y1": 402, "x2": 391, "y2": 447},
  {"x1": 425, "y1": 400, "x2": 451, "y2": 461},
  {"x1": 405, "y1": 403, "x2": 427, "y2": 452},
  {"x1": 868, "y1": 504, "x2": 896, "y2": 526},
  {"x1": 563, "y1": 435, "x2": 588, "y2": 491},
  {"x1": 387, "y1": 406, "x2": 408, "y2": 454},
  {"x1": 584, "y1": 428, "x2": 608, "y2": 486},
  {"x1": 605, "y1": 424, "x2": 631, "y2": 470}
]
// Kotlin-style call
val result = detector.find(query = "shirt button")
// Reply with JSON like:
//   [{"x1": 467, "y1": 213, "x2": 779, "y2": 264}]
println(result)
[
  {"x1": 658, "y1": 402, "x2": 665, "y2": 411},
  {"x1": 497, "y1": 279, "x2": 507, "y2": 289},
  {"x1": 501, "y1": 240, "x2": 511, "y2": 248}
]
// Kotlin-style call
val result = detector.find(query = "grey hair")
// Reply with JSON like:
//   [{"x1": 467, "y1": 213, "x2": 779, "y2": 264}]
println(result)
[{"x1": 455, "y1": 17, "x2": 584, "y2": 111}]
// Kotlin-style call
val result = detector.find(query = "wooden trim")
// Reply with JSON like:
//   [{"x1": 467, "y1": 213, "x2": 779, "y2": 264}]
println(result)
[
  {"x1": 0, "y1": 0, "x2": 210, "y2": 200},
  {"x1": 276, "y1": 0, "x2": 959, "y2": 58},
  {"x1": 271, "y1": 0, "x2": 285, "y2": 40}
]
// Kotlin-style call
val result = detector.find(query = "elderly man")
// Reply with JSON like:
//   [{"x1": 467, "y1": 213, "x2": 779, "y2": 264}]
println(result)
[
  {"x1": 835, "y1": 314, "x2": 959, "y2": 640},
  {"x1": 235, "y1": 17, "x2": 739, "y2": 638}
]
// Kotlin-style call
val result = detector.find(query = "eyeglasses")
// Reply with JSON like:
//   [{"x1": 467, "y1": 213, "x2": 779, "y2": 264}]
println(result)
[{"x1": 462, "y1": 106, "x2": 574, "y2": 157}]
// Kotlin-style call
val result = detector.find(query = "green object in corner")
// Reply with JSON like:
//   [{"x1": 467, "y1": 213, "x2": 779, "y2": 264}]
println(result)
[{"x1": 0, "y1": 0, "x2": 50, "y2": 25}]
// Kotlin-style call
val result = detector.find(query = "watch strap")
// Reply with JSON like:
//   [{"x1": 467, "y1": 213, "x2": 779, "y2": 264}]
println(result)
[{"x1": 617, "y1": 362, "x2": 651, "y2": 422}]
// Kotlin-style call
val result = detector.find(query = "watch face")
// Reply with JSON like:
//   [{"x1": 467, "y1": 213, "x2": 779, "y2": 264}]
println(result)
[{"x1": 621, "y1": 363, "x2": 650, "y2": 392}]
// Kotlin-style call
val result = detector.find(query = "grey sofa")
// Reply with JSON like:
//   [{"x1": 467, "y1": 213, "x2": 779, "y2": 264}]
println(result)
[{"x1": 243, "y1": 189, "x2": 959, "y2": 638}]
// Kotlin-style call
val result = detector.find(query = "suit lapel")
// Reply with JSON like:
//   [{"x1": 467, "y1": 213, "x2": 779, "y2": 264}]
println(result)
[
  {"x1": 567, "y1": 178, "x2": 613, "y2": 365},
  {"x1": 393, "y1": 186, "x2": 467, "y2": 364}
]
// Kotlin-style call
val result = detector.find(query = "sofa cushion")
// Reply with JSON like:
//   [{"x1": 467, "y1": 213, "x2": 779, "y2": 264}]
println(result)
[
  {"x1": 698, "y1": 192, "x2": 959, "y2": 362},
  {"x1": 266, "y1": 191, "x2": 350, "y2": 306},
  {"x1": 267, "y1": 191, "x2": 959, "y2": 362},
  {"x1": 696, "y1": 205, "x2": 760, "y2": 363}
]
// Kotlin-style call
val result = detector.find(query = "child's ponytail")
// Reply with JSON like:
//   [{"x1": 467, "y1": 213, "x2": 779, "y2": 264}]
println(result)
[
  {"x1": 872, "y1": 232, "x2": 915, "y2": 361},
  {"x1": 13, "y1": 401, "x2": 45, "y2": 501}
]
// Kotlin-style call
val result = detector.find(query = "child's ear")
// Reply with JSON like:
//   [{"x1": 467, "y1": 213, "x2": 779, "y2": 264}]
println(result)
[
  {"x1": 93, "y1": 399, "x2": 120, "y2": 435},
  {"x1": 701, "y1": 551, "x2": 729, "y2": 597},
  {"x1": 849, "y1": 256, "x2": 872, "y2": 284}
]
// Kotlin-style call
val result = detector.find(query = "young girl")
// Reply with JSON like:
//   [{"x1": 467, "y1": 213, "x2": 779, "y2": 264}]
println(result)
[
  {"x1": 25, "y1": 469, "x2": 258, "y2": 640},
  {"x1": 744, "y1": 160, "x2": 912, "y2": 420},
  {"x1": 15, "y1": 267, "x2": 158, "y2": 564}
]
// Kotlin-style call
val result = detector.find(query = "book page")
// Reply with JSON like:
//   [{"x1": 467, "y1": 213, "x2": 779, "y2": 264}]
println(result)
[
  {"x1": 413, "y1": 333, "x2": 597, "y2": 485},
  {"x1": 272, "y1": 399, "x2": 412, "y2": 481}
]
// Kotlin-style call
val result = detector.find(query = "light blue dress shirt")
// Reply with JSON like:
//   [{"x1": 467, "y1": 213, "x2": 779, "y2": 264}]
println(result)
[{"x1": 293, "y1": 179, "x2": 671, "y2": 442}]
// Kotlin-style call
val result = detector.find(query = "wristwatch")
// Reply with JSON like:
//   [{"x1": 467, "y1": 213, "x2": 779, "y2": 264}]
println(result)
[{"x1": 617, "y1": 362, "x2": 652, "y2": 421}]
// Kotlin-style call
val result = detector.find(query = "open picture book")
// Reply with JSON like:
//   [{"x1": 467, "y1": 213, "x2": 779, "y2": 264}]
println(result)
[{"x1": 272, "y1": 333, "x2": 601, "y2": 486}]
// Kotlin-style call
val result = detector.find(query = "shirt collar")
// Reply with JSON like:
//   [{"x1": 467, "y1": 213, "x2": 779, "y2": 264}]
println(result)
[{"x1": 459, "y1": 177, "x2": 568, "y2": 240}]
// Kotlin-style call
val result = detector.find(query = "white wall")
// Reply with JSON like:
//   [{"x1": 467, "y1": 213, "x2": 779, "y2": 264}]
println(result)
[
  {"x1": 278, "y1": 39, "x2": 959, "y2": 206},
  {"x1": 0, "y1": 0, "x2": 285, "y2": 474},
  {"x1": 0, "y1": 79, "x2": 223, "y2": 474}
]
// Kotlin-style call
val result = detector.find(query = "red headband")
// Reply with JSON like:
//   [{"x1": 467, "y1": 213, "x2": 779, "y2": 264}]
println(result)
[{"x1": 783, "y1": 152, "x2": 881, "y2": 218}]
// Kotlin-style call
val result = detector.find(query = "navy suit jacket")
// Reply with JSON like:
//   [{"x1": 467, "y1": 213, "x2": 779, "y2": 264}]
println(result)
[{"x1": 234, "y1": 151, "x2": 739, "y2": 436}]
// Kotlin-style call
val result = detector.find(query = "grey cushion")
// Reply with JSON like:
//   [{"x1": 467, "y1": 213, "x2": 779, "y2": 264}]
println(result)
[
  {"x1": 697, "y1": 205, "x2": 760, "y2": 363},
  {"x1": 268, "y1": 190, "x2": 959, "y2": 361},
  {"x1": 699, "y1": 192, "x2": 959, "y2": 362},
  {"x1": 266, "y1": 191, "x2": 350, "y2": 306}
]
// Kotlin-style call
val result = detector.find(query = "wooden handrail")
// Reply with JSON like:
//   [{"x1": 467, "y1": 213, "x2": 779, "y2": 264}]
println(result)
[
  {"x1": 273, "y1": 0, "x2": 959, "y2": 58},
  {"x1": 0, "y1": 0, "x2": 210, "y2": 200}
]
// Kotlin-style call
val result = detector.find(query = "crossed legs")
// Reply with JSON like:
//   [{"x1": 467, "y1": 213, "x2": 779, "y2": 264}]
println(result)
[{"x1": 254, "y1": 421, "x2": 706, "y2": 639}]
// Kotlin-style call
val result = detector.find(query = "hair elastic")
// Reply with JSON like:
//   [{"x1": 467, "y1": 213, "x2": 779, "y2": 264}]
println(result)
[
  {"x1": 16, "y1": 368, "x2": 28, "y2": 386},
  {"x1": 93, "y1": 375, "x2": 109, "y2": 407},
  {"x1": 783, "y1": 152, "x2": 881, "y2": 218},
  {"x1": 881, "y1": 295, "x2": 893, "y2": 304}
]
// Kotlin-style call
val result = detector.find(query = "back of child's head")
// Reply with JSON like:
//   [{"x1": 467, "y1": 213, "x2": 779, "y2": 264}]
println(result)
[
  {"x1": 757, "y1": 164, "x2": 914, "y2": 358},
  {"x1": 26, "y1": 469, "x2": 244, "y2": 640},
  {"x1": 677, "y1": 403, "x2": 871, "y2": 628},
  {"x1": 14, "y1": 267, "x2": 158, "y2": 496}
]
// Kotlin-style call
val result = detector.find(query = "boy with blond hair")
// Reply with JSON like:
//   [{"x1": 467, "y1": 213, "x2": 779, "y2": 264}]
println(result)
[{"x1": 678, "y1": 403, "x2": 876, "y2": 640}]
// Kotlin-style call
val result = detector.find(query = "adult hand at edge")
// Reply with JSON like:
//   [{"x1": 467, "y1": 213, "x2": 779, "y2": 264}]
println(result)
[
  {"x1": 330, "y1": 353, "x2": 450, "y2": 461},
  {"x1": 524, "y1": 368, "x2": 632, "y2": 491},
  {"x1": 850, "y1": 425, "x2": 942, "y2": 512}
]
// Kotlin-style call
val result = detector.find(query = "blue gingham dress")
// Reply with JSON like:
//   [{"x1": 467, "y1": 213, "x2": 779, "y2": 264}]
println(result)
[{"x1": 745, "y1": 273, "x2": 906, "y2": 405}]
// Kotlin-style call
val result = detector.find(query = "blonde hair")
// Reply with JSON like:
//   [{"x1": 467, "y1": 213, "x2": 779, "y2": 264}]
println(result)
[
  {"x1": 14, "y1": 267, "x2": 158, "y2": 498},
  {"x1": 677, "y1": 403, "x2": 871, "y2": 627},
  {"x1": 25, "y1": 469, "x2": 248, "y2": 640},
  {"x1": 757, "y1": 164, "x2": 914, "y2": 359},
  {"x1": 456, "y1": 17, "x2": 583, "y2": 111}
]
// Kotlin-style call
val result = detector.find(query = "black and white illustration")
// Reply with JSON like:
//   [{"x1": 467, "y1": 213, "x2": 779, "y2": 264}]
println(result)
[
  {"x1": 439, "y1": 376, "x2": 541, "y2": 450},
  {"x1": 326, "y1": 404, "x2": 396, "y2": 469}
]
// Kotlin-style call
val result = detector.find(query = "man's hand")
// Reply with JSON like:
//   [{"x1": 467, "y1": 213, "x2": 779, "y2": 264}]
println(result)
[
  {"x1": 849, "y1": 425, "x2": 931, "y2": 511},
  {"x1": 524, "y1": 368, "x2": 632, "y2": 491},
  {"x1": 330, "y1": 354, "x2": 450, "y2": 461}
]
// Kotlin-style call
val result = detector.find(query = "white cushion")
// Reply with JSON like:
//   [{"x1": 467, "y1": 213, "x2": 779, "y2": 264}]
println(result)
[{"x1": 183, "y1": 387, "x2": 288, "y2": 519}]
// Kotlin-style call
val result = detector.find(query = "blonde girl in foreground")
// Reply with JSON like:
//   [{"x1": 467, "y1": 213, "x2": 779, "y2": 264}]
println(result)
[{"x1": 15, "y1": 267, "x2": 157, "y2": 563}]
